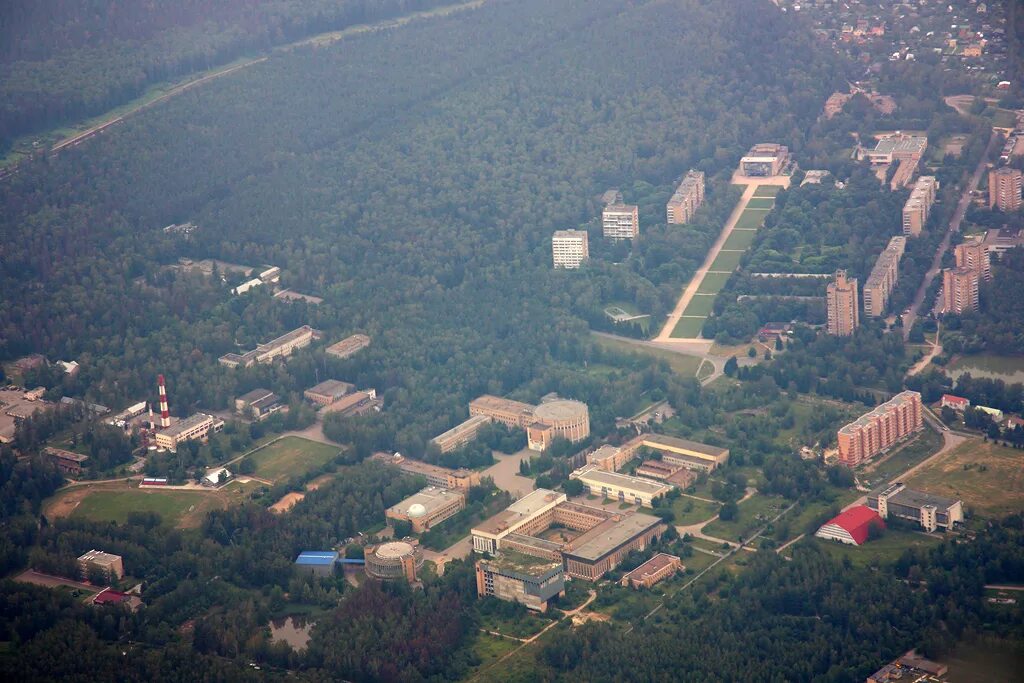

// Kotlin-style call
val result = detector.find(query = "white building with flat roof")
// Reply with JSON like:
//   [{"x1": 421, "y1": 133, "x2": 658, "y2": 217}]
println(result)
[
  {"x1": 552, "y1": 229, "x2": 590, "y2": 269},
  {"x1": 602, "y1": 204, "x2": 639, "y2": 240},
  {"x1": 569, "y1": 464, "x2": 674, "y2": 507},
  {"x1": 471, "y1": 489, "x2": 567, "y2": 554}
]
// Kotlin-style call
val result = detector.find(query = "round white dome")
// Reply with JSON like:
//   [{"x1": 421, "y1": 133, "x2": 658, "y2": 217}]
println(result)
[{"x1": 407, "y1": 503, "x2": 427, "y2": 518}]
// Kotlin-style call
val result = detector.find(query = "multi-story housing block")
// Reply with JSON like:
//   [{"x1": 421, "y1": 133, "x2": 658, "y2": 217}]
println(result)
[
  {"x1": 602, "y1": 203, "x2": 640, "y2": 240},
  {"x1": 666, "y1": 170, "x2": 705, "y2": 224},
  {"x1": 862, "y1": 236, "x2": 906, "y2": 317},
  {"x1": 941, "y1": 267, "x2": 980, "y2": 314},
  {"x1": 837, "y1": 391, "x2": 923, "y2": 467},
  {"x1": 901, "y1": 176, "x2": 937, "y2": 237},
  {"x1": 989, "y1": 167, "x2": 1022, "y2": 212},
  {"x1": 826, "y1": 270, "x2": 859, "y2": 336},
  {"x1": 551, "y1": 229, "x2": 590, "y2": 269}
]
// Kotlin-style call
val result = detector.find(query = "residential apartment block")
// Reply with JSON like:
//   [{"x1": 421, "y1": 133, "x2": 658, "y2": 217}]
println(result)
[
  {"x1": 78, "y1": 549, "x2": 124, "y2": 581},
  {"x1": 666, "y1": 170, "x2": 705, "y2": 224},
  {"x1": 602, "y1": 203, "x2": 640, "y2": 240},
  {"x1": 826, "y1": 270, "x2": 859, "y2": 336},
  {"x1": 941, "y1": 267, "x2": 980, "y2": 314},
  {"x1": 902, "y1": 176, "x2": 937, "y2": 237},
  {"x1": 218, "y1": 325, "x2": 320, "y2": 368},
  {"x1": 954, "y1": 238, "x2": 991, "y2": 280},
  {"x1": 989, "y1": 167, "x2": 1022, "y2": 212},
  {"x1": 837, "y1": 391, "x2": 923, "y2": 467},
  {"x1": 551, "y1": 229, "x2": 590, "y2": 269},
  {"x1": 862, "y1": 236, "x2": 906, "y2": 317}
]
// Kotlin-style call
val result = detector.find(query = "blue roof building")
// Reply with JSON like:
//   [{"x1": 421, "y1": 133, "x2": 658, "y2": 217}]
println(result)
[{"x1": 294, "y1": 551, "x2": 339, "y2": 577}]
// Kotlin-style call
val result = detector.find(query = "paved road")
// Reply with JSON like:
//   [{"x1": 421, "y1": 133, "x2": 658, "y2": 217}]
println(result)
[
  {"x1": 986, "y1": 584, "x2": 1024, "y2": 591},
  {"x1": 15, "y1": 570, "x2": 102, "y2": 593},
  {"x1": 592, "y1": 331, "x2": 757, "y2": 386},
  {"x1": 903, "y1": 131, "x2": 999, "y2": 339}
]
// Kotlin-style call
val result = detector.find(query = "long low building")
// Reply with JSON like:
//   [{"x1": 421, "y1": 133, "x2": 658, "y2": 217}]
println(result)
[
  {"x1": 561, "y1": 512, "x2": 665, "y2": 581},
  {"x1": 153, "y1": 413, "x2": 225, "y2": 451},
  {"x1": 372, "y1": 452, "x2": 481, "y2": 490},
  {"x1": 43, "y1": 447, "x2": 89, "y2": 476},
  {"x1": 472, "y1": 489, "x2": 567, "y2": 554},
  {"x1": 569, "y1": 464, "x2": 674, "y2": 507},
  {"x1": 476, "y1": 552, "x2": 565, "y2": 612},
  {"x1": 431, "y1": 414, "x2": 492, "y2": 454},
  {"x1": 620, "y1": 433, "x2": 729, "y2": 473},
  {"x1": 867, "y1": 482, "x2": 963, "y2": 532},
  {"x1": 386, "y1": 486, "x2": 466, "y2": 533},
  {"x1": 814, "y1": 505, "x2": 885, "y2": 546},
  {"x1": 325, "y1": 333, "x2": 371, "y2": 359},
  {"x1": 218, "y1": 325, "x2": 320, "y2": 368},
  {"x1": 620, "y1": 553, "x2": 683, "y2": 589}
]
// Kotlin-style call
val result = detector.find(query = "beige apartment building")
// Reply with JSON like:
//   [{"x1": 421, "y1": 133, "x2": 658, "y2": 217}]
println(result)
[
  {"x1": 666, "y1": 170, "x2": 705, "y2": 224},
  {"x1": 551, "y1": 229, "x2": 590, "y2": 269},
  {"x1": 602, "y1": 203, "x2": 640, "y2": 240},
  {"x1": 837, "y1": 391, "x2": 923, "y2": 467},
  {"x1": 902, "y1": 176, "x2": 937, "y2": 237},
  {"x1": 941, "y1": 267, "x2": 980, "y2": 314},
  {"x1": 954, "y1": 238, "x2": 991, "y2": 280},
  {"x1": 826, "y1": 270, "x2": 859, "y2": 336},
  {"x1": 862, "y1": 236, "x2": 906, "y2": 317},
  {"x1": 989, "y1": 167, "x2": 1022, "y2": 212},
  {"x1": 78, "y1": 549, "x2": 125, "y2": 581}
]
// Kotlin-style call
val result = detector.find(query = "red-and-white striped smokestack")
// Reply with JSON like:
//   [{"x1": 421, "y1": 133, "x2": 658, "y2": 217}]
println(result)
[{"x1": 157, "y1": 375, "x2": 170, "y2": 428}]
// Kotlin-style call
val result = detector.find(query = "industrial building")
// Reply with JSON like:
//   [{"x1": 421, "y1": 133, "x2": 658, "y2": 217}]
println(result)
[
  {"x1": 989, "y1": 167, "x2": 1022, "y2": 212},
  {"x1": 666, "y1": 170, "x2": 705, "y2": 224},
  {"x1": 861, "y1": 236, "x2": 906, "y2": 317},
  {"x1": 365, "y1": 541, "x2": 423, "y2": 582},
  {"x1": 153, "y1": 413, "x2": 224, "y2": 451},
  {"x1": 78, "y1": 549, "x2": 124, "y2": 581},
  {"x1": 837, "y1": 391, "x2": 923, "y2": 467},
  {"x1": 620, "y1": 553, "x2": 683, "y2": 589},
  {"x1": 814, "y1": 505, "x2": 885, "y2": 546},
  {"x1": 372, "y1": 452, "x2": 481, "y2": 490},
  {"x1": 826, "y1": 270, "x2": 859, "y2": 336},
  {"x1": 218, "y1": 325, "x2": 320, "y2": 368},
  {"x1": 739, "y1": 143, "x2": 790, "y2": 177},
  {"x1": 602, "y1": 203, "x2": 640, "y2": 240},
  {"x1": 234, "y1": 388, "x2": 282, "y2": 420},
  {"x1": 324, "y1": 333, "x2": 371, "y2": 359},
  {"x1": 294, "y1": 551, "x2": 339, "y2": 578},
  {"x1": 43, "y1": 447, "x2": 89, "y2": 476},
  {"x1": 619, "y1": 433, "x2": 730, "y2": 473},
  {"x1": 867, "y1": 482, "x2": 963, "y2": 532},
  {"x1": 569, "y1": 464, "x2": 674, "y2": 507},
  {"x1": 431, "y1": 414, "x2": 493, "y2": 453},
  {"x1": 983, "y1": 228, "x2": 1024, "y2": 259},
  {"x1": 552, "y1": 229, "x2": 590, "y2": 269},
  {"x1": 386, "y1": 486, "x2": 466, "y2": 533},
  {"x1": 867, "y1": 651, "x2": 950, "y2": 683},
  {"x1": 901, "y1": 176, "x2": 937, "y2": 237},
  {"x1": 526, "y1": 399, "x2": 590, "y2": 452},
  {"x1": 303, "y1": 379, "x2": 355, "y2": 406},
  {"x1": 475, "y1": 552, "x2": 566, "y2": 612}
]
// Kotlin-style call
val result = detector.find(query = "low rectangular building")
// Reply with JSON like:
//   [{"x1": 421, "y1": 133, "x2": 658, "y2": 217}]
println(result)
[
  {"x1": 372, "y1": 453, "x2": 482, "y2": 490},
  {"x1": 386, "y1": 486, "x2": 466, "y2": 533},
  {"x1": 562, "y1": 512, "x2": 665, "y2": 581},
  {"x1": 326, "y1": 390, "x2": 381, "y2": 417},
  {"x1": 621, "y1": 433, "x2": 729, "y2": 473},
  {"x1": 78, "y1": 549, "x2": 124, "y2": 581},
  {"x1": 472, "y1": 489, "x2": 567, "y2": 554},
  {"x1": 635, "y1": 459, "x2": 696, "y2": 488},
  {"x1": 740, "y1": 143, "x2": 789, "y2": 177},
  {"x1": 304, "y1": 379, "x2": 355, "y2": 406},
  {"x1": 431, "y1": 414, "x2": 492, "y2": 454},
  {"x1": 325, "y1": 333, "x2": 371, "y2": 359},
  {"x1": 43, "y1": 447, "x2": 89, "y2": 476},
  {"x1": 586, "y1": 444, "x2": 632, "y2": 472},
  {"x1": 469, "y1": 395, "x2": 536, "y2": 429},
  {"x1": 294, "y1": 551, "x2": 339, "y2": 578},
  {"x1": 620, "y1": 553, "x2": 683, "y2": 589},
  {"x1": 867, "y1": 482, "x2": 963, "y2": 532},
  {"x1": 569, "y1": 464, "x2": 674, "y2": 507},
  {"x1": 234, "y1": 388, "x2": 282, "y2": 420},
  {"x1": 476, "y1": 552, "x2": 565, "y2": 612},
  {"x1": 219, "y1": 325, "x2": 320, "y2": 368},
  {"x1": 153, "y1": 413, "x2": 224, "y2": 451}
]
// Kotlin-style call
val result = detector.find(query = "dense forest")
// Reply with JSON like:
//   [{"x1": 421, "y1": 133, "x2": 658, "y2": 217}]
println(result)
[
  {"x1": 943, "y1": 247, "x2": 1024, "y2": 355},
  {"x1": 0, "y1": 0, "x2": 456, "y2": 147}
]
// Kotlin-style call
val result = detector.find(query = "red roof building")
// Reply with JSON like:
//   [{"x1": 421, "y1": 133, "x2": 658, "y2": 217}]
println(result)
[
  {"x1": 940, "y1": 394, "x2": 970, "y2": 411},
  {"x1": 815, "y1": 505, "x2": 885, "y2": 546}
]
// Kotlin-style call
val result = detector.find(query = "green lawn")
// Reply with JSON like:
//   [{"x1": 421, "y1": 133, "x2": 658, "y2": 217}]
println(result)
[
  {"x1": 908, "y1": 438, "x2": 1024, "y2": 517},
  {"x1": 589, "y1": 333, "x2": 702, "y2": 376},
  {"x1": 682, "y1": 295, "x2": 716, "y2": 318},
  {"x1": 696, "y1": 271, "x2": 733, "y2": 294},
  {"x1": 709, "y1": 250, "x2": 743, "y2": 273},
  {"x1": 702, "y1": 493, "x2": 789, "y2": 542},
  {"x1": 680, "y1": 548, "x2": 720, "y2": 572},
  {"x1": 249, "y1": 436, "x2": 342, "y2": 483},
  {"x1": 805, "y1": 529, "x2": 941, "y2": 568},
  {"x1": 858, "y1": 427, "x2": 943, "y2": 490},
  {"x1": 745, "y1": 197, "x2": 776, "y2": 209},
  {"x1": 671, "y1": 496, "x2": 721, "y2": 525},
  {"x1": 72, "y1": 488, "x2": 217, "y2": 526},
  {"x1": 734, "y1": 209, "x2": 769, "y2": 230},
  {"x1": 722, "y1": 229, "x2": 758, "y2": 250},
  {"x1": 671, "y1": 317, "x2": 706, "y2": 338},
  {"x1": 752, "y1": 185, "x2": 781, "y2": 198}
]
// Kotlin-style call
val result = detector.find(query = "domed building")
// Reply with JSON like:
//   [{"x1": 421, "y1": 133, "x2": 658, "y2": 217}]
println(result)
[
  {"x1": 385, "y1": 486, "x2": 466, "y2": 533},
  {"x1": 527, "y1": 399, "x2": 590, "y2": 452},
  {"x1": 365, "y1": 541, "x2": 424, "y2": 582}
]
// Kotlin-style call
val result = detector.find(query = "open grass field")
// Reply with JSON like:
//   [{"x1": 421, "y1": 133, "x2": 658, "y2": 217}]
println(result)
[
  {"x1": 681, "y1": 549, "x2": 720, "y2": 572},
  {"x1": 249, "y1": 436, "x2": 341, "y2": 483},
  {"x1": 70, "y1": 487, "x2": 227, "y2": 528},
  {"x1": 589, "y1": 333, "x2": 702, "y2": 376},
  {"x1": 803, "y1": 529, "x2": 941, "y2": 568},
  {"x1": 702, "y1": 493, "x2": 789, "y2": 542},
  {"x1": 682, "y1": 295, "x2": 716, "y2": 318},
  {"x1": 940, "y1": 638, "x2": 1024, "y2": 683},
  {"x1": 858, "y1": 427, "x2": 943, "y2": 490},
  {"x1": 907, "y1": 439, "x2": 1024, "y2": 517},
  {"x1": 752, "y1": 185, "x2": 781, "y2": 198},
  {"x1": 671, "y1": 316, "x2": 706, "y2": 338},
  {"x1": 697, "y1": 271, "x2": 733, "y2": 294},
  {"x1": 722, "y1": 229, "x2": 758, "y2": 251},
  {"x1": 734, "y1": 209, "x2": 769, "y2": 230},
  {"x1": 709, "y1": 250, "x2": 744, "y2": 273},
  {"x1": 671, "y1": 496, "x2": 721, "y2": 525},
  {"x1": 745, "y1": 197, "x2": 776, "y2": 209}
]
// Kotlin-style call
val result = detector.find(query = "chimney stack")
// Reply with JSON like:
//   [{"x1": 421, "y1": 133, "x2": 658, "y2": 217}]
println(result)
[{"x1": 157, "y1": 375, "x2": 170, "y2": 429}]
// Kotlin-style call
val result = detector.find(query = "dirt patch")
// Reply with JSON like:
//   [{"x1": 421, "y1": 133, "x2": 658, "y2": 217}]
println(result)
[
  {"x1": 270, "y1": 491, "x2": 306, "y2": 513},
  {"x1": 306, "y1": 474, "x2": 334, "y2": 491},
  {"x1": 15, "y1": 570, "x2": 100, "y2": 593},
  {"x1": 43, "y1": 482, "x2": 128, "y2": 521}
]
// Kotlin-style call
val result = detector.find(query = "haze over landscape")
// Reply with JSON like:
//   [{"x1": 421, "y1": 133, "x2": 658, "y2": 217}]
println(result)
[{"x1": 1, "y1": 0, "x2": 1024, "y2": 681}]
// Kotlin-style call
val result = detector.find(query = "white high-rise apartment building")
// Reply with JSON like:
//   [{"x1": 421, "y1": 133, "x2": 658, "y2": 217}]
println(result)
[
  {"x1": 602, "y1": 204, "x2": 639, "y2": 240},
  {"x1": 552, "y1": 230, "x2": 590, "y2": 269}
]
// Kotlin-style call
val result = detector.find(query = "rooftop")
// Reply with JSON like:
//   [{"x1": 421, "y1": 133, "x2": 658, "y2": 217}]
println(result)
[
  {"x1": 473, "y1": 489, "x2": 566, "y2": 536},
  {"x1": 637, "y1": 433, "x2": 729, "y2": 458},
  {"x1": 533, "y1": 399, "x2": 588, "y2": 422},
  {"x1": 872, "y1": 133, "x2": 927, "y2": 155},
  {"x1": 237, "y1": 388, "x2": 275, "y2": 404},
  {"x1": 78, "y1": 549, "x2": 121, "y2": 563},
  {"x1": 162, "y1": 413, "x2": 215, "y2": 438},
  {"x1": 389, "y1": 486, "x2": 465, "y2": 518},
  {"x1": 482, "y1": 550, "x2": 563, "y2": 577},
  {"x1": 565, "y1": 512, "x2": 663, "y2": 562},
  {"x1": 889, "y1": 486, "x2": 960, "y2": 511},
  {"x1": 571, "y1": 465, "x2": 674, "y2": 497},
  {"x1": 621, "y1": 553, "x2": 681, "y2": 582},
  {"x1": 470, "y1": 394, "x2": 536, "y2": 415},
  {"x1": 374, "y1": 541, "x2": 417, "y2": 559},
  {"x1": 295, "y1": 551, "x2": 339, "y2": 566},
  {"x1": 306, "y1": 379, "x2": 354, "y2": 397}
]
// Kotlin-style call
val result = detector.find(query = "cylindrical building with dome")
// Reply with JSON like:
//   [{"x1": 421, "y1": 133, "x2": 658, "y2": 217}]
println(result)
[
  {"x1": 384, "y1": 485, "x2": 466, "y2": 533},
  {"x1": 365, "y1": 541, "x2": 424, "y2": 582},
  {"x1": 527, "y1": 399, "x2": 590, "y2": 452}
]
